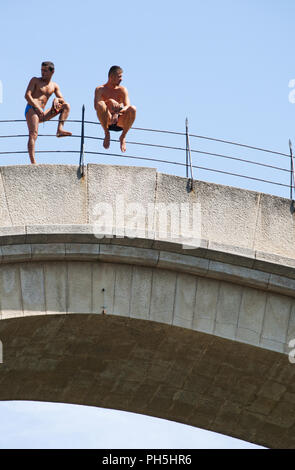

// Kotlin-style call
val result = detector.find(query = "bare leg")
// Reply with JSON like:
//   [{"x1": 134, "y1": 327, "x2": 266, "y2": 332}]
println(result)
[
  {"x1": 117, "y1": 105, "x2": 136, "y2": 152},
  {"x1": 95, "y1": 100, "x2": 112, "y2": 149},
  {"x1": 42, "y1": 103, "x2": 72, "y2": 137},
  {"x1": 56, "y1": 103, "x2": 72, "y2": 137},
  {"x1": 26, "y1": 108, "x2": 39, "y2": 164}
]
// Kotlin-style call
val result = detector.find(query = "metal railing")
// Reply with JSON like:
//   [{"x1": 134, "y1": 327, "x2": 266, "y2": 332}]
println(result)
[{"x1": 0, "y1": 105, "x2": 294, "y2": 201}]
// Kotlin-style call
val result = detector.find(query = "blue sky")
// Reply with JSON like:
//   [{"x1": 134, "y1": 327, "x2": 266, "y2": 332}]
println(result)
[
  {"x1": 0, "y1": 401, "x2": 263, "y2": 449},
  {"x1": 1, "y1": 0, "x2": 294, "y2": 197},
  {"x1": 0, "y1": 0, "x2": 293, "y2": 448}
]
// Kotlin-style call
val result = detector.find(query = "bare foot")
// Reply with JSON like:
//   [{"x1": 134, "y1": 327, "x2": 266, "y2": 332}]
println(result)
[
  {"x1": 120, "y1": 134, "x2": 126, "y2": 152},
  {"x1": 56, "y1": 129, "x2": 72, "y2": 137},
  {"x1": 103, "y1": 132, "x2": 110, "y2": 149}
]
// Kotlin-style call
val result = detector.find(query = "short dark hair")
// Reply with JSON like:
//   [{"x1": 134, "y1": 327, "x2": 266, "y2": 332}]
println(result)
[
  {"x1": 42, "y1": 61, "x2": 55, "y2": 72},
  {"x1": 108, "y1": 65, "x2": 123, "y2": 77}
]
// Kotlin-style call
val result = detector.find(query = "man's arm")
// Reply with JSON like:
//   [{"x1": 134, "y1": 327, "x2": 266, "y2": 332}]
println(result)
[
  {"x1": 53, "y1": 84, "x2": 65, "y2": 111},
  {"x1": 120, "y1": 87, "x2": 130, "y2": 112},
  {"x1": 24, "y1": 78, "x2": 44, "y2": 115},
  {"x1": 54, "y1": 84, "x2": 64, "y2": 100},
  {"x1": 94, "y1": 86, "x2": 104, "y2": 109}
]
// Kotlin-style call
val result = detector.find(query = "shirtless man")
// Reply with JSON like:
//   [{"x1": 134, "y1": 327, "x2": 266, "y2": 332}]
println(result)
[
  {"x1": 24, "y1": 61, "x2": 72, "y2": 164},
  {"x1": 94, "y1": 65, "x2": 136, "y2": 153}
]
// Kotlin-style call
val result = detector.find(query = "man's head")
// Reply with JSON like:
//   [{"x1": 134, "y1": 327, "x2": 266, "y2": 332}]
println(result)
[
  {"x1": 108, "y1": 65, "x2": 123, "y2": 86},
  {"x1": 41, "y1": 61, "x2": 55, "y2": 80}
]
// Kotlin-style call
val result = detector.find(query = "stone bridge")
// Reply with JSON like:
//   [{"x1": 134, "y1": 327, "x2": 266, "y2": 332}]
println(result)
[{"x1": 0, "y1": 164, "x2": 295, "y2": 448}]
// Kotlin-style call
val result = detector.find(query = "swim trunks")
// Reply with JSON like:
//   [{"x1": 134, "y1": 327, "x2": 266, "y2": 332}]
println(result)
[
  {"x1": 108, "y1": 124, "x2": 123, "y2": 132},
  {"x1": 24, "y1": 104, "x2": 33, "y2": 117}
]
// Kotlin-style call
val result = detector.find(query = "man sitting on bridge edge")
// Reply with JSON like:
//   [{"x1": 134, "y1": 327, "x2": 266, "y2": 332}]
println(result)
[{"x1": 94, "y1": 65, "x2": 136, "y2": 153}]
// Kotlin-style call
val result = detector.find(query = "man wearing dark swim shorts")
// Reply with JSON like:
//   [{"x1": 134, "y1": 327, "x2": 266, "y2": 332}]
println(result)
[
  {"x1": 94, "y1": 66, "x2": 136, "y2": 153},
  {"x1": 24, "y1": 61, "x2": 72, "y2": 164}
]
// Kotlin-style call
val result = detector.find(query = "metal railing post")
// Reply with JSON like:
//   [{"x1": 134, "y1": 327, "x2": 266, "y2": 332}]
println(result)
[
  {"x1": 185, "y1": 118, "x2": 189, "y2": 179},
  {"x1": 185, "y1": 117, "x2": 194, "y2": 191},
  {"x1": 79, "y1": 104, "x2": 85, "y2": 177},
  {"x1": 289, "y1": 139, "x2": 295, "y2": 211}
]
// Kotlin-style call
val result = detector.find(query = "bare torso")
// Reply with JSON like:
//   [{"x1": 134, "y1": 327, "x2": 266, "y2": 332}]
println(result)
[
  {"x1": 28, "y1": 77, "x2": 57, "y2": 109},
  {"x1": 99, "y1": 84, "x2": 125, "y2": 106}
]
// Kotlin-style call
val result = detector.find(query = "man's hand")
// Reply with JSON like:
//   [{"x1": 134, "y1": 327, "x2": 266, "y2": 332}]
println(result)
[
  {"x1": 36, "y1": 107, "x2": 45, "y2": 120},
  {"x1": 106, "y1": 99, "x2": 122, "y2": 114},
  {"x1": 53, "y1": 98, "x2": 64, "y2": 112},
  {"x1": 110, "y1": 113, "x2": 120, "y2": 125}
]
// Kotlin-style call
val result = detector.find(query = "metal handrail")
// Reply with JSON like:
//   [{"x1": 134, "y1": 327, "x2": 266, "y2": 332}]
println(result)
[
  {"x1": 1, "y1": 110, "x2": 294, "y2": 198},
  {"x1": 0, "y1": 118, "x2": 290, "y2": 157},
  {"x1": 0, "y1": 134, "x2": 291, "y2": 174}
]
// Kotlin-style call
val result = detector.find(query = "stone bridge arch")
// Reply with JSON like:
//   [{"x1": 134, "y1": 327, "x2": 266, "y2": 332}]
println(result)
[{"x1": 0, "y1": 164, "x2": 295, "y2": 448}]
